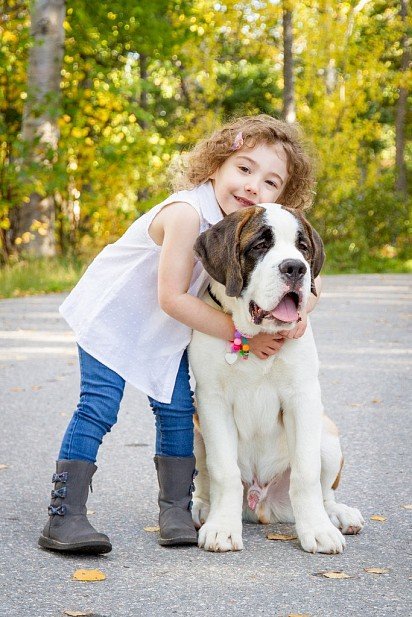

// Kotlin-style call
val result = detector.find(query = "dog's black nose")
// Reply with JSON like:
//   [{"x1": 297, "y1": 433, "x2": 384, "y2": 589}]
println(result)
[{"x1": 278, "y1": 259, "x2": 307, "y2": 284}]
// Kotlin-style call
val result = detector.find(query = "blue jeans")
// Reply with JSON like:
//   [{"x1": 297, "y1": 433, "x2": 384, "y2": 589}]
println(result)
[{"x1": 58, "y1": 346, "x2": 195, "y2": 463}]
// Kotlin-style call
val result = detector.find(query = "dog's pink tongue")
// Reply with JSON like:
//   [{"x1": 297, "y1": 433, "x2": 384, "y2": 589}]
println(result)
[{"x1": 271, "y1": 295, "x2": 298, "y2": 323}]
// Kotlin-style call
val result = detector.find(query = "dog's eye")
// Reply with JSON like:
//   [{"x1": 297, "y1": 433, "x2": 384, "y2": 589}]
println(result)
[
  {"x1": 298, "y1": 240, "x2": 309, "y2": 253},
  {"x1": 252, "y1": 241, "x2": 268, "y2": 251}
]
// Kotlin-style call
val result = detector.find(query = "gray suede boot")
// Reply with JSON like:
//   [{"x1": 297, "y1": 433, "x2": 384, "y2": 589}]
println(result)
[
  {"x1": 154, "y1": 455, "x2": 198, "y2": 546},
  {"x1": 38, "y1": 460, "x2": 112, "y2": 554}
]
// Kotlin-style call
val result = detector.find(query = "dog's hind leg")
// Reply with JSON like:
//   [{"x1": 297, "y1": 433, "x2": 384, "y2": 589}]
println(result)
[
  {"x1": 192, "y1": 422, "x2": 210, "y2": 528},
  {"x1": 320, "y1": 416, "x2": 364, "y2": 535}
]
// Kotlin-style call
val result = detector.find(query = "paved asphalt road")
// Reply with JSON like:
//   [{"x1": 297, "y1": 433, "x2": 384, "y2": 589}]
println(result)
[{"x1": 0, "y1": 274, "x2": 411, "y2": 617}]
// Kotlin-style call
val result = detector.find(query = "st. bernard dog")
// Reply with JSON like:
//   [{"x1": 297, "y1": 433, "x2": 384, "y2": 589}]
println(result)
[{"x1": 189, "y1": 204, "x2": 364, "y2": 553}]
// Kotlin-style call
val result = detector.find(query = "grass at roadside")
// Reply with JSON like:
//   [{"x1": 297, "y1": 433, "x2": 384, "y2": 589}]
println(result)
[
  {"x1": 0, "y1": 254, "x2": 411, "y2": 299},
  {"x1": 0, "y1": 257, "x2": 88, "y2": 299},
  {"x1": 323, "y1": 256, "x2": 412, "y2": 274}
]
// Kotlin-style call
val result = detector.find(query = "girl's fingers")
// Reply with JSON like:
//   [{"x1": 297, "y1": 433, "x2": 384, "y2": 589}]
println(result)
[{"x1": 266, "y1": 343, "x2": 284, "y2": 354}]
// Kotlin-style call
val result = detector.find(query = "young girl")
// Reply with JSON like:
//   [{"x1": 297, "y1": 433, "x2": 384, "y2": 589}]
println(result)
[{"x1": 38, "y1": 114, "x2": 317, "y2": 554}]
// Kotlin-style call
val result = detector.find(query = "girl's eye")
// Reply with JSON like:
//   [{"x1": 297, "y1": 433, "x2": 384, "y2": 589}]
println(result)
[
  {"x1": 266, "y1": 180, "x2": 278, "y2": 188},
  {"x1": 239, "y1": 166, "x2": 250, "y2": 173}
]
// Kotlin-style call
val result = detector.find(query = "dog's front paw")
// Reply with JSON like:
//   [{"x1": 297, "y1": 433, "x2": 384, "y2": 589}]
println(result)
[
  {"x1": 191, "y1": 497, "x2": 210, "y2": 529},
  {"x1": 325, "y1": 502, "x2": 365, "y2": 535},
  {"x1": 298, "y1": 520, "x2": 346, "y2": 554},
  {"x1": 198, "y1": 520, "x2": 243, "y2": 552}
]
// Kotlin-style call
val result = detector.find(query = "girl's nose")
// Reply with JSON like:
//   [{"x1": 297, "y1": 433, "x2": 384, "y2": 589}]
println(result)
[{"x1": 245, "y1": 182, "x2": 258, "y2": 195}]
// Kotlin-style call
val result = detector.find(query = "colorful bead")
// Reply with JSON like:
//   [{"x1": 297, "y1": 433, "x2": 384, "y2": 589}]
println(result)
[{"x1": 228, "y1": 329, "x2": 250, "y2": 361}]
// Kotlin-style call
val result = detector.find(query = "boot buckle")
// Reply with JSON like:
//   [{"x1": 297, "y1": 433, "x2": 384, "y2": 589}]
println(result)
[
  {"x1": 48, "y1": 504, "x2": 66, "y2": 516},
  {"x1": 51, "y1": 487, "x2": 67, "y2": 499},
  {"x1": 52, "y1": 472, "x2": 68, "y2": 483}
]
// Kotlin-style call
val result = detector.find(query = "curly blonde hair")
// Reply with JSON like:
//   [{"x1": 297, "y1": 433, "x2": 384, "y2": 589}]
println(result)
[{"x1": 171, "y1": 115, "x2": 316, "y2": 210}]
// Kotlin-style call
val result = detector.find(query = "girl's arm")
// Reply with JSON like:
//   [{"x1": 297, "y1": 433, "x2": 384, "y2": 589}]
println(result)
[
  {"x1": 156, "y1": 202, "x2": 285, "y2": 359},
  {"x1": 157, "y1": 202, "x2": 234, "y2": 340}
]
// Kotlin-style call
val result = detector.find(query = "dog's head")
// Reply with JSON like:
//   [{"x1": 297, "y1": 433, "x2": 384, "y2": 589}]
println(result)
[{"x1": 194, "y1": 204, "x2": 325, "y2": 333}]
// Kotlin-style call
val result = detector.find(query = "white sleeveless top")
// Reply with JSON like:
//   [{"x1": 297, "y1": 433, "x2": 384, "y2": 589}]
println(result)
[{"x1": 59, "y1": 181, "x2": 222, "y2": 403}]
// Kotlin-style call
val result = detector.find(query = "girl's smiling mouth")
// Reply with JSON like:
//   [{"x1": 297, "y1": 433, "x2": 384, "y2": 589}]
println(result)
[{"x1": 234, "y1": 195, "x2": 256, "y2": 207}]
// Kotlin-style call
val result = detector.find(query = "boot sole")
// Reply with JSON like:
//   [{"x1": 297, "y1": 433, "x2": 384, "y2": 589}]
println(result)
[
  {"x1": 158, "y1": 536, "x2": 198, "y2": 547},
  {"x1": 38, "y1": 535, "x2": 112, "y2": 554}
]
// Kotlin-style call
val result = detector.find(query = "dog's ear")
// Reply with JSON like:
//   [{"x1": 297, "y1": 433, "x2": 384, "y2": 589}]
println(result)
[
  {"x1": 194, "y1": 207, "x2": 264, "y2": 297},
  {"x1": 307, "y1": 225, "x2": 325, "y2": 277},
  {"x1": 300, "y1": 216, "x2": 325, "y2": 296},
  {"x1": 283, "y1": 208, "x2": 325, "y2": 296},
  {"x1": 307, "y1": 224, "x2": 325, "y2": 296}
]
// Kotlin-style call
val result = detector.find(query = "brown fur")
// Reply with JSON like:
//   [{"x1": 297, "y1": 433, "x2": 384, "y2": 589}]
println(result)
[
  {"x1": 194, "y1": 206, "x2": 267, "y2": 296},
  {"x1": 283, "y1": 207, "x2": 325, "y2": 296},
  {"x1": 195, "y1": 205, "x2": 324, "y2": 298}
]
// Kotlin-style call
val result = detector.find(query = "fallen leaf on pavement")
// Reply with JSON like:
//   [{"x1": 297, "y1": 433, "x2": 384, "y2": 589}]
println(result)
[
  {"x1": 144, "y1": 525, "x2": 160, "y2": 532},
  {"x1": 64, "y1": 611, "x2": 94, "y2": 616},
  {"x1": 288, "y1": 614, "x2": 310, "y2": 616},
  {"x1": 267, "y1": 533, "x2": 297, "y2": 541},
  {"x1": 370, "y1": 515, "x2": 387, "y2": 522},
  {"x1": 364, "y1": 567, "x2": 390, "y2": 575},
  {"x1": 86, "y1": 510, "x2": 95, "y2": 515},
  {"x1": 317, "y1": 570, "x2": 353, "y2": 579},
  {"x1": 0, "y1": 464, "x2": 10, "y2": 471},
  {"x1": 72, "y1": 569, "x2": 106, "y2": 582},
  {"x1": 9, "y1": 387, "x2": 24, "y2": 392},
  {"x1": 372, "y1": 398, "x2": 381, "y2": 404},
  {"x1": 31, "y1": 385, "x2": 42, "y2": 391},
  {"x1": 401, "y1": 504, "x2": 412, "y2": 510}
]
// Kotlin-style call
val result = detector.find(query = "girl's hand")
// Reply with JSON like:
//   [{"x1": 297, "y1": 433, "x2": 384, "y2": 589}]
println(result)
[
  {"x1": 279, "y1": 308, "x2": 308, "y2": 340},
  {"x1": 248, "y1": 331, "x2": 286, "y2": 360}
]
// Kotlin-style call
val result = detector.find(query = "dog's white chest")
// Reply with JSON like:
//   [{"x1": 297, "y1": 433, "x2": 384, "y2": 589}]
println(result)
[{"x1": 229, "y1": 370, "x2": 290, "y2": 483}]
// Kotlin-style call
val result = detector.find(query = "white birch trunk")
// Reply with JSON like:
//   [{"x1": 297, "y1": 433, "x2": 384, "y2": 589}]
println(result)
[
  {"x1": 395, "y1": 0, "x2": 409, "y2": 198},
  {"x1": 282, "y1": 3, "x2": 295, "y2": 124},
  {"x1": 16, "y1": 0, "x2": 66, "y2": 256}
]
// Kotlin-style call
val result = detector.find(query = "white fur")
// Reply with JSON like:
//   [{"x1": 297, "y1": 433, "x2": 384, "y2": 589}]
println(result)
[{"x1": 189, "y1": 206, "x2": 364, "y2": 553}]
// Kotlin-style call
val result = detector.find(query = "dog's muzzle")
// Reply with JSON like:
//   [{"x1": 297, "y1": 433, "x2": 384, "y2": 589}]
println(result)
[{"x1": 249, "y1": 290, "x2": 301, "y2": 325}]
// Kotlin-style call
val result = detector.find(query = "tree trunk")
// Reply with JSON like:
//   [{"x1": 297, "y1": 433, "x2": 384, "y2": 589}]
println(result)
[
  {"x1": 138, "y1": 52, "x2": 148, "y2": 130},
  {"x1": 14, "y1": 0, "x2": 66, "y2": 256},
  {"x1": 395, "y1": 0, "x2": 409, "y2": 198},
  {"x1": 282, "y1": 2, "x2": 295, "y2": 123}
]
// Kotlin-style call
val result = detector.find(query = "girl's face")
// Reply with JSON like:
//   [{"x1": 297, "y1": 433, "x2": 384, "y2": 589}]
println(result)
[{"x1": 210, "y1": 142, "x2": 289, "y2": 216}]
